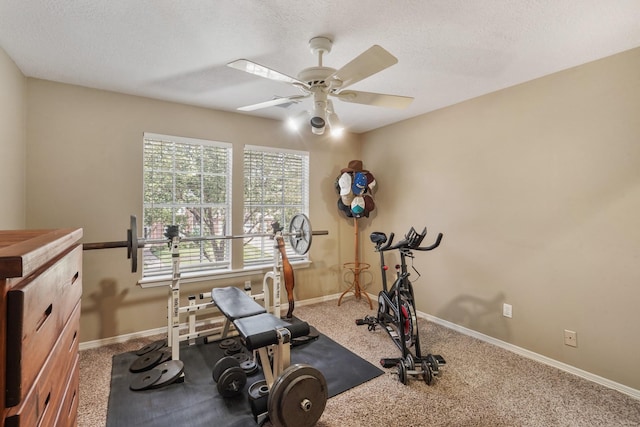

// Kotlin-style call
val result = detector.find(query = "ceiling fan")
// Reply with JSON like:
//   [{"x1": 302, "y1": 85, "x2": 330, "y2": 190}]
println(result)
[{"x1": 227, "y1": 36, "x2": 413, "y2": 136}]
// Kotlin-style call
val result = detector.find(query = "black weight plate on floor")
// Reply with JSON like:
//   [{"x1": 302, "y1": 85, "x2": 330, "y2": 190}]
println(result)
[
  {"x1": 217, "y1": 366, "x2": 247, "y2": 398},
  {"x1": 130, "y1": 368, "x2": 162, "y2": 391},
  {"x1": 224, "y1": 342, "x2": 243, "y2": 355},
  {"x1": 135, "y1": 339, "x2": 165, "y2": 356},
  {"x1": 240, "y1": 360, "x2": 259, "y2": 375},
  {"x1": 212, "y1": 356, "x2": 240, "y2": 382},
  {"x1": 150, "y1": 360, "x2": 185, "y2": 389},
  {"x1": 292, "y1": 325, "x2": 320, "y2": 346},
  {"x1": 397, "y1": 360, "x2": 407, "y2": 385},
  {"x1": 232, "y1": 352, "x2": 250, "y2": 364},
  {"x1": 248, "y1": 380, "x2": 269, "y2": 400},
  {"x1": 158, "y1": 350, "x2": 172, "y2": 364},
  {"x1": 219, "y1": 338, "x2": 237, "y2": 349},
  {"x1": 130, "y1": 350, "x2": 163, "y2": 373},
  {"x1": 426, "y1": 353, "x2": 440, "y2": 373},
  {"x1": 421, "y1": 360, "x2": 433, "y2": 385}
]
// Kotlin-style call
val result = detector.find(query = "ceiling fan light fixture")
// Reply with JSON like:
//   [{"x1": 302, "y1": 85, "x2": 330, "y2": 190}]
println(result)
[
  {"x1": 286, "y1": 110, "x2": 308, "y2": 131},
  {"x1": 310, "y1": 99, "x2": 326, "y2": 135},
  {"x1": 310, "y1": 116, "x2": 325, "y2": 135},
  {"x1": 327, "y1": 101, "x2": 344, "y2": 137}
]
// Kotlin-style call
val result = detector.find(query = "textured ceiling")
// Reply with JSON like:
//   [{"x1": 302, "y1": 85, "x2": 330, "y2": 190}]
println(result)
[{"x1": 1, "y1": 0, "x2": 639, "y2": 134}]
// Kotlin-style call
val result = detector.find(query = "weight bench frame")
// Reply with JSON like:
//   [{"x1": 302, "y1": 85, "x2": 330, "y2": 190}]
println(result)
[
  {"x1": 162, "y1": 227, "x2": 286, "y2": 362},
  {"x1": 233, "y1": 312, "x2": 310, "y2": 388}
]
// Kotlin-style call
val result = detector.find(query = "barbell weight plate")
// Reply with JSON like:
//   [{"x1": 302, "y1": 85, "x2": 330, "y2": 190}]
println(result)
[
  {"x1": 129, "y1": 368, "x2": 163, "y2": 391},
  {"x1": 213, "y1": 356, "x2": 240, "y2": 383},
  {"x1": 397, "y1": 360, "x2": 408, "y2": 385},
  {"x1": 426, "y1": 353, "x2": 440, "y2": 374},
  {"x1": 159, "y1": 349, "x2": 172, "y2": 364},
  {"x1": 130, "y1": 350, "x2": 163, "y2": 373},
  {"x1": 135, "y1": 339, "x2": 164, "y2": 356},
  {"x1": 289, "y1": 214, "x2": 312, "y2": 256},
  {"x1": 224, "y1": 341, "x2": 243, "y2": 355},
  {"x1": 248, "y1": 380, "x2": 270, "y2": 400},
  {"x1": 130, "y1": 215, "x2": 138, "y2": 273},
  {"x1": 217, "y1": 366, "x2": 247, "y2": 398},
  {"x1": 268, "y1": 364, "x2": 328, "y2": 427},
  {"x1": 232, "y1": 352, "x2": 250, "y2": 364},
  {"x1": 421, "y1": 360, "x2": 433, "y2": 385},
  {"x1": 218, "y1": 338, "x2": 238, "y2": 349},
  {"x1": 149, "y1": 359, "x2": 185, "y2": 389},
  {"x1": 240, "y1": 359, "x2": 259, "y2": 376},
  {"x1": 405, "y1": 353, "x2": 415, "y2": 371},
  {"x1": 249, "y1": 380, "x2": 270, "y2": 423}
]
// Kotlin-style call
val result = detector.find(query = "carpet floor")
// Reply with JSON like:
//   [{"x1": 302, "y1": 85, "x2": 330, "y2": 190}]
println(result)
[{"x1": 78, "y1": 298, "x2": 640, "y2": 426}]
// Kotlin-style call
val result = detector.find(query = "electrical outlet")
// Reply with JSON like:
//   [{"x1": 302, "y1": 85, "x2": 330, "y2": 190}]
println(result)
[
  {"x1": 502, "y1": 303, "x2": 512, "y2": 318},
  {"x1": 564, "y1": 329, "x2": 577, "y2": 347}
]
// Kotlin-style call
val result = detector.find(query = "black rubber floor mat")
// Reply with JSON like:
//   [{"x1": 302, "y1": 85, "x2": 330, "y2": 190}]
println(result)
[{"x1": 106, "y1": 328, "x2": 383, "y2": 427}]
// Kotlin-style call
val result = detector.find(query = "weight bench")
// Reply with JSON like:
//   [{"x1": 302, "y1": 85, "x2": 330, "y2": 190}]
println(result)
[
  {"x1": 211, "y1": 286, "x2": 267, "y2": 339},
  {"x1": 211, "y1": 286, "x2": 310, "y2": 384},
  {"x1": 234, "y1": 313, "x2": 309, "y2": 386},
  {"x1": 211, "y1": 286, "x2": 327, "y2": 426}
]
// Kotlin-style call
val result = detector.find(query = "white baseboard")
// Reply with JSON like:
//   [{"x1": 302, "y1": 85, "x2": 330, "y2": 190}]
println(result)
[
  {"x1": 80, "y1": 291, "x2": 638, "y2": 400},
  {"x1": 415, "y1": 307, "x2": 640, "y2": 401}
]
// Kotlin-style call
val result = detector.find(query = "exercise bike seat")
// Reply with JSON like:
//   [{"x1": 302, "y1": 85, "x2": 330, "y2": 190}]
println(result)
[{"x1": 370, "y1": 232, "x2": 387, "y2": 244}]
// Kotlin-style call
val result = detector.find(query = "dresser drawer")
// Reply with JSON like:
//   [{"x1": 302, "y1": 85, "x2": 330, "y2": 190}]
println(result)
[
  {"x1": 5, "y1": 246, "x2": 82, "y2": 407},
  {"x1": 4, "y1": 301, "x2": 80, "y2": 426},
  {"x1": 55, "y1": 355, "x2": 80, "y2": 427}
]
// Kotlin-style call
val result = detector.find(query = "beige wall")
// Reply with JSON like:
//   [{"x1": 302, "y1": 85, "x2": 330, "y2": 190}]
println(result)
[
  {"x1": 362, "y1": 47, "x2": 640, "y2": 390},
  {"x1": 12, "y1": 46, "x2": 640, "y2": 391},
  {"x1": 25, "y1": 79, "x2": 361, "y2": 343},
  {"x1": 0, "y1": 47, "x2": 26, "y2": 229}
]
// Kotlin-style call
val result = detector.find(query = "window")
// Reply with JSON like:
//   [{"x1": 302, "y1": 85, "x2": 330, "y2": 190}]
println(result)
[
  {"x1": 243, "y1": 146, "x2": 309, "y2": 265},
  {"x1": 142, "y1": 133, "x2": 232, "y2": 277}
]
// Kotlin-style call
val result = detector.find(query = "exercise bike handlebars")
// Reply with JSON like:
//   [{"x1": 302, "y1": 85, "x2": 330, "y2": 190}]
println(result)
[
  {"x1": 372, "y1": 226, "x2": 443, "y2": 253},
  {"x1": 413, "y1": 232, "x2": 443, "y2": 251}
]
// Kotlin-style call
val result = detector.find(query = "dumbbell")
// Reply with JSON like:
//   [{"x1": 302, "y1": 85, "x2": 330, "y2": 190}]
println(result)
[{"x1": 212, "y1": 356, "x2": 247, "y2": 398}]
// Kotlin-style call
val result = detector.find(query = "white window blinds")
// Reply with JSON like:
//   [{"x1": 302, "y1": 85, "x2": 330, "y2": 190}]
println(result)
[
  {"x1": 243, "y1": 146, "x2": 309, "y2": 264},
  {"x1": 142, "y1": 133, "x2": 232, "y2": 277}
]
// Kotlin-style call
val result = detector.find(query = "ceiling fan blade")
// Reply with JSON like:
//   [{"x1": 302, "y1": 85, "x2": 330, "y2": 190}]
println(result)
[
  {"x1": 328, "y1": 45, "x2": 398, "y2": 90},
  {"x1": 333, "y1": 90, "x2": 413, "y2": 109},
  {"x1": 237, "y1": 94, "x2": 309, "y2": 111},
  {"x1": 228, "y1": 59, "x2": 308, "y2": 88}
]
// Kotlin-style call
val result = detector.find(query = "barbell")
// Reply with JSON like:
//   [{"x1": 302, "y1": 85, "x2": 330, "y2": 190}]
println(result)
[{"x1": 83, "y1": 214, "x2": 328, "y2": 273}]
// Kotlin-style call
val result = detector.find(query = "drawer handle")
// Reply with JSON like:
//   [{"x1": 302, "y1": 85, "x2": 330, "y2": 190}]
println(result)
[
  {"x1": 71, "y1": 271, "x2": 79, "y2": 285},
  {"x1": 36, "y1": 304, "x2": 53, "y2": 332},
  {"x1": 37, "y1": 391, "x2": 51, "y2": 426},
  {"x1": 68, "y1": 389, "x2": 77, "y2": 418},
  {"x1": 69, "y1": 330, "x2": 78, "y2": 352}
]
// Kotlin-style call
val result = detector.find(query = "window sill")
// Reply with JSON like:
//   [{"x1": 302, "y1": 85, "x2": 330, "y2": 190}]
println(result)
[{"x1": 137, "y1": 259, "x2": 312, "y2": 289}]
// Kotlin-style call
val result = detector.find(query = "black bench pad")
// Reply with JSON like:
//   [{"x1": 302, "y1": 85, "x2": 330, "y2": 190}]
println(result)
[
  {"x1": 211, "y1": 286, "x2": 266, "y2": 320},
  {"x1": 234, "y1": 313, "x2": 310, "y2": 351}
]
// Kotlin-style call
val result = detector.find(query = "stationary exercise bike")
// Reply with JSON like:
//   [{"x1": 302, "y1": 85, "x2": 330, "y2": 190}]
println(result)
[{"x1": 356, "y1": 226, "x2": 445, "y2": 385}]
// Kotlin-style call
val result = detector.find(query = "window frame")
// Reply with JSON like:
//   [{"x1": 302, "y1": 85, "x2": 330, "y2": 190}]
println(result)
[
  {"x1": 243, "y1": 144, "x2": 310, "y2": 266},
  {"x1": 141, "y1": 132, "x2": 233, "y2": 279},
  {"x1": 138, "y1": 136, "x2": 311, "y2": 288}
]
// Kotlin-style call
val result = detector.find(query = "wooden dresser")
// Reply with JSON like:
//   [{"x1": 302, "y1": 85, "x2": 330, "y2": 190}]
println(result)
[{"x1": 0, "y1": 228, "x2": 83, "y2": 427}]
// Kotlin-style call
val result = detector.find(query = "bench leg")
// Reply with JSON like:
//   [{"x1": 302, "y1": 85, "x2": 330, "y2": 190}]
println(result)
[{"x1": 254, "y1": 327, "x2": 292, "y2": 389}]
